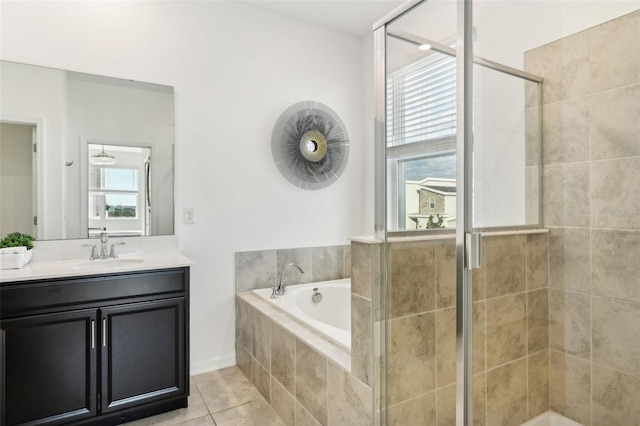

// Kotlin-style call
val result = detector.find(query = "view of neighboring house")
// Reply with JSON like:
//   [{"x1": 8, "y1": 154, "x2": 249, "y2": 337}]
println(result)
[{"x1": 405, "y1": 177, "x2": 457, "y2": 229}]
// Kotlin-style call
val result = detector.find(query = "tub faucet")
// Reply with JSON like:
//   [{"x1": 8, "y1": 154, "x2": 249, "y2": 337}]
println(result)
[{"x1": 274, "y1": 263, "x2": 304, "y2": 296}]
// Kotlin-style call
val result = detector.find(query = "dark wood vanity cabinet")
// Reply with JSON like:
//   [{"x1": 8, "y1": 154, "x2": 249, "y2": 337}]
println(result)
[{"x1": 0, "y1": 267, "x2": 190, "y2": 426}]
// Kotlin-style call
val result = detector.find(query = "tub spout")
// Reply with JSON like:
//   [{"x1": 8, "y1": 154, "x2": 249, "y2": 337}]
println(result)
[{"x1": 275, "y1": 263, "x2": 304, "y2": 296}]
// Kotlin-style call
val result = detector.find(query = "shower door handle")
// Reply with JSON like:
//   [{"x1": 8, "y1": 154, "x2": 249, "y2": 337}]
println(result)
[{"x1": 465, "y1": 232, "x2": 482, "y2": 270}]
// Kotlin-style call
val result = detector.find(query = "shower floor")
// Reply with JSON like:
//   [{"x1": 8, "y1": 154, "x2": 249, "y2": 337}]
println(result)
[{"x1": 521, "y1": 412, "x2": 583, "y2": 426}]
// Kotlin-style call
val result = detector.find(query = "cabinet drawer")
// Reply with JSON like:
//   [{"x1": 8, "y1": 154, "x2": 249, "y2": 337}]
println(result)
[{"x1": 1, "y1": 268, "x2": 187, "y2": 318}]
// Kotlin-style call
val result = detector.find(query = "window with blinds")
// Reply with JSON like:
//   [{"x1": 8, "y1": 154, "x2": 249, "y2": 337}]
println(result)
[{"x1": 386, "y1": 50, "x2": 457, "y2": 147}]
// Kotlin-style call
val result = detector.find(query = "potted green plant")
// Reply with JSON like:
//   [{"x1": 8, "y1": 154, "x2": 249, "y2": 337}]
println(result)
[{"x1": 0, "y1": 232, "x2": 35, "y2": 269}]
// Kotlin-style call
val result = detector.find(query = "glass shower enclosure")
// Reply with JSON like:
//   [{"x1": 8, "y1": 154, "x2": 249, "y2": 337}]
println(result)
[{"x1": 374, "y1": 1, "x2": 640, "y2": 425}]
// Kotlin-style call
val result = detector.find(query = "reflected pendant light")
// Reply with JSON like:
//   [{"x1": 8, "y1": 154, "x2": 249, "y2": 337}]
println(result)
[
  {"x1": 271, "y1": 101, "x2": 349, "y2": 190},
  {"x1": 91, "y1": 145, "x2": 117, "y2": 166}
]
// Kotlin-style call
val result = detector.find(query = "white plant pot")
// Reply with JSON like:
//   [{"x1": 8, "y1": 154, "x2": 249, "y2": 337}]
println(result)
[{"x1": 0, "y1": 246, "x2": 34, "y2": 269}]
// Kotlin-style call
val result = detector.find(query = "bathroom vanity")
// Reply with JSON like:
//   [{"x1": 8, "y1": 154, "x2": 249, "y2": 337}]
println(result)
[{"x1": 0, "y1": 259, "x2": 191, "y2": 426}]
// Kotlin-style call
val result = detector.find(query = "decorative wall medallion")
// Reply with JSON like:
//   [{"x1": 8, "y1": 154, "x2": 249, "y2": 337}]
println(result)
[{"x1": 271, "y1": 101, "x2": 349, "y2": 190}]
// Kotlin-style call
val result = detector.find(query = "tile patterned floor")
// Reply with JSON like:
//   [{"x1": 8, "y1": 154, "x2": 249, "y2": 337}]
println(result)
[{"x1": 125, "y1": 366, "x2": 286, "y2": 426}]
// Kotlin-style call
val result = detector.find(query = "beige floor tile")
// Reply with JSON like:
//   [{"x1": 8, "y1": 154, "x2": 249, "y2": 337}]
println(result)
[
  {"x1": 125, "y1": 384, "x2": 210, "y2": 426},
  {"x1": 175, "y1": 415, "x2": 216, "y2": 426},
  {"x1": 197, "y1": 367, "x2": 264, "y2": 414},
  {"x1": 212, "y1": 399, "x2": 287, "y2": 426}
]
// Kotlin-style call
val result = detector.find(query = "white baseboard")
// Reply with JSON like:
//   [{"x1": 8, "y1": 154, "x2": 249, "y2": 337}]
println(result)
[{"x1": 190, "y1": 353, "x2": 236, "y2": 376}]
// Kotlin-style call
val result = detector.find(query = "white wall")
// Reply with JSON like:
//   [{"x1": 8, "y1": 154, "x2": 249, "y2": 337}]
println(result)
[
  {"x1": 0, "y1": 61, "x2": 67, "y2": 240},
  {"x1": 0, "y1": 1, "x2": 366, "y2": 373}
]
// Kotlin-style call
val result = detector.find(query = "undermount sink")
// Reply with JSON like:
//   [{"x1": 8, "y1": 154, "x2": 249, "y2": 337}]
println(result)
[{"x1": 64, "y1": 258, "x2": 145, "y2": 271}]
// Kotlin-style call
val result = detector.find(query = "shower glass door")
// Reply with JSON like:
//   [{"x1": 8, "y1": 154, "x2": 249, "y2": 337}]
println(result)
[{"x1": 375, "y1": 1, "x2": 543, "y2": 425}]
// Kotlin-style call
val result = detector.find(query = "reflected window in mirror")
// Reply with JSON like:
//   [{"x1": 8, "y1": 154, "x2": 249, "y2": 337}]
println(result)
[{"x1": 87, "y1": 144, "x2": 150, "y2": 238}]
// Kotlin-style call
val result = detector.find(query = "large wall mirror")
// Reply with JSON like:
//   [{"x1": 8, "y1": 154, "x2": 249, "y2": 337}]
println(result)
[{"x1": 0, "y1": 60, "x2": 174, "y2": 240}]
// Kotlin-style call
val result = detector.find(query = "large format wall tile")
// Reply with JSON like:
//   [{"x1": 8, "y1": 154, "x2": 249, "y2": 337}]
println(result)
[
  {"x1": 590, "y1": 84, "x2": 640, "y2": 160},
  {"x1": 387, "y1": 241, "x2": 436, "y2": 318},
  {"x1": 485, "y1": 235, "x2": 526, "y2": 298},
  {"x1": 486, "y1": 293, "x2": 526, "y2": 368},
  {"x1": 435, "y1": 240, "x2": 456, "y2": 309},
  {"x1": 352, "y1": 294, "x2": 373, "y2": 387},
  {"x1": 527, "y1": 288, "x2": 549, "y2": 354},
  {"x1": 528, "y1": 350, "x2": 549, "y2": 418},
  {"x1": 252, "y1": 356, "x2": 271, "y2": 403},
  {"x1": 589, "y1": 10, "x2": 640, "y2": 93},
  {"x1": 351, "y1": 242, "x2": 374, "y2": 299},
  {"x1": 549, "y1": 351, "x2": 591, "y2": 425},
  {"x1": 591, "y1": 229, "x2": 640, "y2": 303},
  {"x1": 327, "y1": 362, "x2": 372, "y2": 426},
  {"x1": 236, "y1": 298, "x2": 254, "y2": 352},
  {"x1": 549, "y1": 289, "x2": 591, "y2": 359},
  {"x1": 436, "y1": 307, "x2": 456, "y2": 387},
  {"x1": 277, "y1": 248, "x2": 312, "y2": 285},
  {"x1": 296, "y1": 403, "x2": 322, "y2": 426},
  {"x1": 486, "y1": 359, "x2": 528, "y2": 426},
  {"x1": 526, "y1": 166, "x2": 541, "y2": 225},
  {"x1": 591, "y1": 157, "x2": 640, "y2": 229},
  {"x1": 473, "y1": 301, "x2": 486, "y2": 375},
  {"x1": 437, "y1": 374, "x2": 486, "y2": 426},
  {"x1": 387, "y1": 312, "x2": 436, "y2": 404},
  {"x1": 473, "y1": 265, "x2": 486, "y2": 301},
  {"x1": 436, "y1": 384, "x2": 457, "y2": 426},
  {"x1": 592, "y1": 364, "x2": 640, "y2": 426},
  {"x1": 387, "y1": 391, "x2": 436, "y2": 426},
  {"x1": 541, "y1": 97, "x2": 589, "y2": 164},
  {"x1": 236, "y1": 250, "x2": 277, "y2": 292},
  {"x1": 592, "y1": 296, "x2": 640, "y2": 376},
  {"x1": 271, "y1": 323, "x2": 295, "y2": 393},
  {"x1": 311, "y1": 246, "x2": 345, "y2": 282},
  {"x1": 271, "y1": 377, "x2": 295, "y2": 426},
  {"x1": 548, "y1": 227, "x2": 590, "y2": 293},
  {"x1": 253, "y1": 310, "x2": 271, "y2": 370},
  {"x1": 236, "y1": 340, "x2": 252, "y2": 381},
  {"x1": 526, "y1": 233, "x2": 549, "y2": 290},
  {"x1": 295, "y1": 340, "x2": 328, "y2": 425},
  {"x1": 524, "y1": 30, "x2": 589, "y2": 104},
  {"x1": 542, "y1": 162, "x2": 590, "y2": 227}
]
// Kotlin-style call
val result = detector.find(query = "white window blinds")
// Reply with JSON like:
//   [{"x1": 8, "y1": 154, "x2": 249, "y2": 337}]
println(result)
[{"x1": 387, "y1": 50, "x2": 457, "y2": 147}]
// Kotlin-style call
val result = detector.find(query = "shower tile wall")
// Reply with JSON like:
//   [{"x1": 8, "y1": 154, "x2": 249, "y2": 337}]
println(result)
[
  {"x1": 385, "y1": 233, "x2": 549, "y2": 426},
  {"x1": 525, "y1": 9, "x2": 640, "y2": 426},
  {"x1": 236, "y1": 245, "x2": 351, "y2": 293}
]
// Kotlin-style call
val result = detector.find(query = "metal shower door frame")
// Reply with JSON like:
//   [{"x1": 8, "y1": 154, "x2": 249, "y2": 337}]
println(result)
[{"x1": 373, "y1": 1, "x2": 476, "y2": 425}]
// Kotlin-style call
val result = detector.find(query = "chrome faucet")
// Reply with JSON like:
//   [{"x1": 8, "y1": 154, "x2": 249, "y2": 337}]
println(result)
[
  {"x1": 99, "y1": 232, "x2": 110, "y2": 259},
  {"x1": 273, "y1": 263, "x2": 304, "y2": 297},
  {"x1": 87, "y1": 232, "x2": 123, "y2": 260}
]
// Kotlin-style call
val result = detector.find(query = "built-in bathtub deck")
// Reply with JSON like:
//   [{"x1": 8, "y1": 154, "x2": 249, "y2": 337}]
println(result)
[
  {"x1": 236, "y1": 290, "x2": 373, "y2": 426},
  {"x1": 237, "y1": 290, "x2": 351, "y2": 372}
]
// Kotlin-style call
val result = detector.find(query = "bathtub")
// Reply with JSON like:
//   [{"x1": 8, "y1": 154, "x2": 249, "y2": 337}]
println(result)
[{"x1": 253, "y1": 278, "x2": 351, "y2": 350}]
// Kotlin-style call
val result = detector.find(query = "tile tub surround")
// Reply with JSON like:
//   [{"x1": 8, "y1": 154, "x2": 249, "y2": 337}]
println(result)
[
  {"x1": 236, "y1": 245, "x2": 351, "y2": 293},
  {"x1": 384, "y1": 232, "x2": 550, "y2": 426},
  {"x1": 525, "y1": 9, "x2": 640, "y2": 426},
  {"x1": 235, "y1": 292, "x2": 372, "y2": 426}
]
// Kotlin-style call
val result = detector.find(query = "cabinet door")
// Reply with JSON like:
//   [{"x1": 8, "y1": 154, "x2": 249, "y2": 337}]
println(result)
[
  {"x1": 3, "y1": 310, "x2": 98, "y2": 426},
  {"x1": 101, "y1": 298, "x2": 185, "y2": 413}
]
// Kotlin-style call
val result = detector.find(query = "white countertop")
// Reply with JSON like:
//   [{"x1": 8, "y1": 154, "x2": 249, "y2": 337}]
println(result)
[{"x1": 0, "y1": 252, "x2": 194, "y2": 283}]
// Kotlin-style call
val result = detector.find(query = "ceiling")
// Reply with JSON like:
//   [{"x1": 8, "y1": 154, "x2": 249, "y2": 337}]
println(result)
[{"x1": 239, "y1": 0, "x2": 407, "y2": 37}]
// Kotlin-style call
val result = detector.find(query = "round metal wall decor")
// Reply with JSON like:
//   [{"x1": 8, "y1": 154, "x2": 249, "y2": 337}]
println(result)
[{"x1": 271, "y1": 101, "x2": 349, "y2": 190}]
